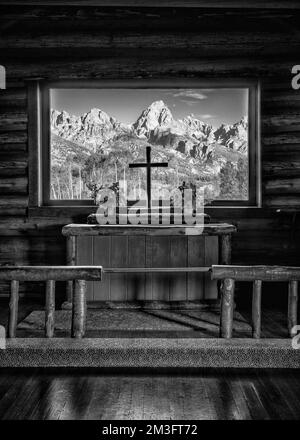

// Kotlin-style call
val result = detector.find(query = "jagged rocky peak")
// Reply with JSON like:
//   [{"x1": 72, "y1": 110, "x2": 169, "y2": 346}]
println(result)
[
  {"x1": 133, "y1": 100, "x2": 174, "y2": 136},
  {"x1": 182, "y1": 115, "x2": 208, "y2": 130},
  {"x1": 181, "y1": 115, "x2": 215, "y2": 141},
  {"x1": 239, "y1": 115, "x2": 248, "y2": 126},
  {"x1": 81, "y1": 108, "x2": 116, "y2": 126},
  {"x1": 214, "y1": 116, "x2": 248, "y2": 152},
  {"x1": 51, "y1": 109, "x2": 81, "y2": 138},
  {"x1": 51, "y1": 103, "x2": 248, "y2": 158},
  {"x1": 51, "y1": 109, "x2": 72, "y2": 126}
]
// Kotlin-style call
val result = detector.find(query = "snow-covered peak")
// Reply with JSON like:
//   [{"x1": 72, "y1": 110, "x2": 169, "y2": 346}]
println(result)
[
  {"x1": 214, "y1": 116, "x2": 248, "y2": 152},
  {"x1": 81, "y1": 108, "x2": 115, "y2": 126},
  {"x1": 50, "y1": 109, "x2": 81, "y2": 138},
  {"x1": 133, "y1": 100, "x2": 174, "y2": 136}
]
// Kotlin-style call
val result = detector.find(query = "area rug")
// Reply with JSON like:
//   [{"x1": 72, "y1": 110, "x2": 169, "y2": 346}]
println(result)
[{"x1": 17, "y1": 309, "x2": 252, "y2": 338}]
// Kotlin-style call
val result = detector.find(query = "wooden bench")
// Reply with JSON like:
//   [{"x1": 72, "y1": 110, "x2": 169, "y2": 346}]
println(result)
[
  {"x1": 0, "y1": 266, "x2": 102, "y2": 339},
  {"x1": 211, "y1": 265, "x2": 299, "y2": 339}
]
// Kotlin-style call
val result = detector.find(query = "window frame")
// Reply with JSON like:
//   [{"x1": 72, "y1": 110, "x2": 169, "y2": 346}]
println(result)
[{"x1": 28, "y1": 78, "x2": 261, "y2": 211}]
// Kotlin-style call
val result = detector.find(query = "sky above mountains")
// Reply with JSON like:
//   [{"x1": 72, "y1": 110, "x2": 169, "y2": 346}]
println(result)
[{"x1": 51, "y1": 87, "x2": 248, "y2": 129}]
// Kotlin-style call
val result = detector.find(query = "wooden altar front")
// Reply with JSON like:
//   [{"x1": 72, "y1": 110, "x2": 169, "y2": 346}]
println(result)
[{"x1": 62, "y1": 224, "x2": 236, "y2": 303}]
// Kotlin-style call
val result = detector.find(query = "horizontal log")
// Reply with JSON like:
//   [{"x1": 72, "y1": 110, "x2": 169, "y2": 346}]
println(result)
[
  {"x1": 262, "y1": 110, "x2": 300, "y2": 122},
  {"x1": 263, "y1": 151, "x2": 300, "y2": 161},
  {"x1": 103, "y1": 267, "x2": 211, "y2": 273},
  {"x1": 262, "y1": 115, "x2": 300, "y2": 130},
  {"x1": 0, "y1": 150, "x2": 27, "y2": 159},
  {"x1": 0, "y1": 89, "x2": 27, "y2": 109},
  {"x1": 2, "y1": 31, "x2": 299, "y2": 47},
  {"x1": 0, "y1": 160, "x2": 27, "y2": 168},
  {"x1": 1, "y1": 5, "x2": 299, "y2": 25},
  {"x1": 0, "y1": 132, "x2": 27, "y2": 144},
  {"x1": 262, "y1": 125, "x2": 300, "y2": 135},
  {"x1": 0, "y1": 208, "x2": 26, "y2": 216},
  {"x1": 263, "y1": 133, "x2": 300, "y2": 146},
  {"x1": 0, "y1": 124, "x2": 27, "y2": 133},
  {"x1": 212, "y1": 265, "x2": 300, "y2": 281},
  {"x1": 62, "y1": 223, "x2": 237, "y2": 236},
  {"x1": 233, "y1": 237, "x2": 297, "y2": 252},
  {"x1": 0, "y1": 196, "x2": 28, "y2": 207},
  {"x1": 1, "y1": 34, "x2": 300, "y2": 60},
  {"x1": 262, "y1": 90, "x2": 300, "y2": 100},
  {"x1": 264, "y1": 195, "x2": 300, "y2": 207},
  {"x1": 233, "y1": 218, "x2": 293, "y2": 232},
  {"x1": 0, "y1": 266, "x2": 102, "y2": 281},
  {"x1": 263, "y1": 161, "x2": 300, "y2": 177},
  {"x1": 264, "y1": 178, "x2": 300, "y2": 194},
  {"x1": 0, "y1": 113, "x2": 28, "y2": 124},
  {"x1": 2, "y1": 1, "x2": 300, "y2": 9},
  {"x1": 263, "y1": 101, "x2": 300, "y2": 112},
  {"x1": 0, "y1": 168, "x2": 27, "y2": 178},
  {"x1": 0, "y1": 11, "x2": 289, "y2": 35},
  {"x1": 0, "y1": 160, "x2": 28, "y2": 171},
  {"x1": 0, "y1": 177, "x2": 28, "y2": 194},
  {"x1": 5, "y1": 46, "x2": 300, "y2": 61},
  {"x1": 28, "y1": 206, "x2": 299, "y2": 222},
  {"x1": 261, "y1": 80, "x2": 298, "y2": 91},
  {"x1": 0, "y1": 143, "x2": 27, "y2": 153},
  {"x1": 3, "y1": 57, "x2": 293, "y2": 79}
]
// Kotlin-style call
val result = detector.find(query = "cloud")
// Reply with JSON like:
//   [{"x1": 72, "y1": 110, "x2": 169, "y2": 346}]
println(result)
[
  {"x1": 197, "y1": 114, "x2": 216, "y2": 120},
  {"x1": 173, "y1": 90, "x2": 208, "y2": 100}
]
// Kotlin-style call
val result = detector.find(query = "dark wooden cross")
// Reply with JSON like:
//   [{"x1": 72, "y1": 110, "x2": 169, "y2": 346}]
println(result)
[{"x1": 129, "y1": 146, "x2": 168, "y2": 210}]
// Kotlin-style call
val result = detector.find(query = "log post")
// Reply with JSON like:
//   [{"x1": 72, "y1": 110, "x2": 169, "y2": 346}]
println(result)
[
  {"x1": 8, "y1": 280, "x2": 19, "y2": 338},
  {"x1": 71, "y1": 279, "x2": 87, "y2": 338},
  {"x1": 220, "y1": 277, "x2": 235, "y2": 338},
  {"x1": 218, "y1": 234, "x2": 232, "y2": 303},
  {"x1": 288, "y1": 280, "x2": 298, "y2": 338},
  {"x1": 220, "y1": 234, "x2": 232, "y2": 265},
  {"x1": 45, "y1": 280, "x2": 55, "y2": 338},
  {"x1": 252, "y1": 279, "x2": 262, "y2": 338},
  {"x1": 63, "y1": 235, "x2": 76, "y2": 309}
]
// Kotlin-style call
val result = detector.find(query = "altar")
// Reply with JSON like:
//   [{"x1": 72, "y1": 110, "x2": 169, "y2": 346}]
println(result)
[{"x1": 62, "y1": 224, "x2": 236, "y2": 304}]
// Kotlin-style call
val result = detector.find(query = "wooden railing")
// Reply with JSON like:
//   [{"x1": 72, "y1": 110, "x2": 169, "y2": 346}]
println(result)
[
  {"x1": 1, "y1": 266, "x2": 102, "y2": 339},
  {"x1": 3, "y1": 264, "x2": 297, "y2": 341},
  {"x1": 211, "y1": 265, "x2": 299, "y2": 339}
]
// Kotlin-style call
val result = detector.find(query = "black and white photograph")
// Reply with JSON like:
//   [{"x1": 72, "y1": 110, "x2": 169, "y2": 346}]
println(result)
[{"x1": 0, "y1": 0, "x2": 300, "y2": 430}]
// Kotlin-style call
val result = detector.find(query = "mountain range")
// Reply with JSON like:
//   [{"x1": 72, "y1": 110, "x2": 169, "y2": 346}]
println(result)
[
  {"x1": 51, "y1": 100, "x2": 248, "y2": 156},
  {"x1": 50, "y1": 100, "x2": 248, "y2": 201}
]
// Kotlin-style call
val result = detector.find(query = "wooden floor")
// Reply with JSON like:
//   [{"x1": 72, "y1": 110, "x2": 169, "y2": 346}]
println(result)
[
  {"x1": 0, "y1": 368, "x2": 300, "y2": 420},
  {"x1": 0, "y1": 300, "x2": 299, "y2": 419},
  {"x1": 0, "y1": 299, "x2": 294, "y2": 339}
]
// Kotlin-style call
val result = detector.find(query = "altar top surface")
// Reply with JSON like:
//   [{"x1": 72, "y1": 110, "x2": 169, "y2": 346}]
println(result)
[{"x1": 62, "y1": 223, "x2": 237, "y2": 237}]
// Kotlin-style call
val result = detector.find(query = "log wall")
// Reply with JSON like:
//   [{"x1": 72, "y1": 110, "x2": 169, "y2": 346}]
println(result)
[{"x1": 0, "y1": 5, "x2": 300, "y2": 298}]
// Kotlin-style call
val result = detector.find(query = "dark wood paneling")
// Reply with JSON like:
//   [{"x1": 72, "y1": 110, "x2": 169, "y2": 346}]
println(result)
[
  {"x1": 1, "y1": 5, "x2": 300, "y2": 298},
  {"x1": 110, "y1": 236, "x2": 128, "y2": 301},
  {"x1": 127, "y1": 236, "x2": 146, "y2": 301},
  {"x1": 1, "y1": 1, "x2": 300, "y2": 8},
  {"x1": 75, "y1": 235, "x2": 218, "y2": 300},
  {"x1": 76, "y1": 236, "x2": 93, "y2": 301},
  {"x1": 93, "y1": 236, "x2": 110, "y2": 301}
]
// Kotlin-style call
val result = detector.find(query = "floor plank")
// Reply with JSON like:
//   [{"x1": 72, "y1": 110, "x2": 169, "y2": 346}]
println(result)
[{"x1": 0, "y1": 369, "x2": 299, "y2": 420}]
